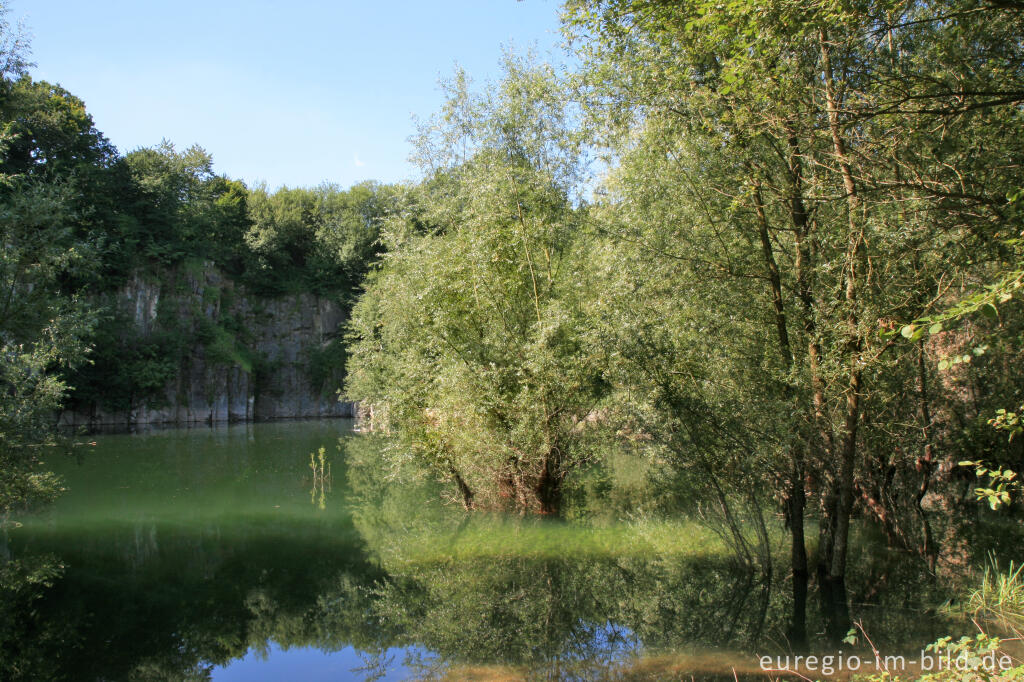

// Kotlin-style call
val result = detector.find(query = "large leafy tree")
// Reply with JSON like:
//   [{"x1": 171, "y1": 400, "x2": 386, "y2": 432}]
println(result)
[
  {"x1": 244, "y1": 180, "x2": 394, "y2": 297},
  {"x1": 564, "y1": 0, "x2": 1024, "y2": 644},
  {"x1": 120, "y1": 141, "x2": 251, "y2": 271},
  {"x1": 346, "y1": 60, "x2": 605, "y2": 513}
]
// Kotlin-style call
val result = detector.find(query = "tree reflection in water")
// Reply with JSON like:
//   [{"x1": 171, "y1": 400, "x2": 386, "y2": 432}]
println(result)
[{"x1": 0, "y1": 427, "x2": 961, "y2": 681}]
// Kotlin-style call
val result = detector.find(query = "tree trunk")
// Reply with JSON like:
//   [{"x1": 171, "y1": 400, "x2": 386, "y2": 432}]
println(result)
[
  {"x1": 752, "y1": 177, "x2": 808, "y2": 651},
  {"x1": 820, "y1": 27, "x2": 867, "y2": 643},
  {"x1": 816, "y1": 481, "x2": 839, "y2": 638},
  {"x1": 788, "y1": 450, "x2": 809, "y2": 651},
  {"x1": 534, "y1": 450, "x2": 562, "y2": 515},
  {"x1": 916, "y1": 341, "x2": 938, "y2": 570}
]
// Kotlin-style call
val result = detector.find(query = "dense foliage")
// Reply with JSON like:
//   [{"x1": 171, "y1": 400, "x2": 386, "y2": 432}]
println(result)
[{"x1": 345, "y1": 0, "x2": 1024, "y2": 651}]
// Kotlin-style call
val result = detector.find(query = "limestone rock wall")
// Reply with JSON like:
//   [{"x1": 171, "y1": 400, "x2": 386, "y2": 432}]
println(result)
[{"x1": 60, "y1": 263, "x2": 355, "y2": 428}]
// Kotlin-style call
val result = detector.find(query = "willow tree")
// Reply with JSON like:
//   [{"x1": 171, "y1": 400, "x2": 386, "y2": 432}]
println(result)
[
  {"x1": 564, "y1": 0, "x2": 1024, "y2": 645},
  {"x1": 345, "y1": 58, "x2": 605, "y2": 514}
]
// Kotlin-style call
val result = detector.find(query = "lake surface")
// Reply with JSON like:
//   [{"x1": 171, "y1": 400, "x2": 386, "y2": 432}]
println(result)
[{"x1": 1, "y1": 420, "x2": 964, "y2": 681}]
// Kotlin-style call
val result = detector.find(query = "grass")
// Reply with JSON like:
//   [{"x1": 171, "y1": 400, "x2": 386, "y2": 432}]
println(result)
[
  {"x1": 967, "y1": 559, "x2": 1024, "y2": 633},
  {"x1": 379, "y1": 514, "x2": 734, "y2": 564}
]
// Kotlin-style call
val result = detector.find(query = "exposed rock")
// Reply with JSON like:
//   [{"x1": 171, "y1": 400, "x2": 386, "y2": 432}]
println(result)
[{"x1": 60, "y1": 262, "x2": 355, "y2": 428}]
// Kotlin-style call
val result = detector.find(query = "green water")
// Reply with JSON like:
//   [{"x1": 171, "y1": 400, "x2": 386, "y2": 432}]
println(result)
[{"x1": 1, "y1": 420, "x2": 961, "y2": 681}]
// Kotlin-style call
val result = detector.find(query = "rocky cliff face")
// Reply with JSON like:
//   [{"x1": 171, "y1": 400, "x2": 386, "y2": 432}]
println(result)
[{"x1": 61, "y1": 263, "x2": 355, "y2": 427}]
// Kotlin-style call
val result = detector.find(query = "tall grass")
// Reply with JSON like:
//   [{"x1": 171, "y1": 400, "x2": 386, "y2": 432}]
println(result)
[{"x1": 968, "y1": 559, "x2": 1024, "y2": 634}]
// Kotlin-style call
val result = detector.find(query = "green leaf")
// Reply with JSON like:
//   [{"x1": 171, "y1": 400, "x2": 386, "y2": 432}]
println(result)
[{"x1": 901, "y1": 324, "x2": 916, "y2": 338}]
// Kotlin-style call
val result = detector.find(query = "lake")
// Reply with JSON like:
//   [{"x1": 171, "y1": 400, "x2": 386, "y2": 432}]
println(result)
[{"x1": 1, "y1": 419, "x2": 964, "y2": 681}]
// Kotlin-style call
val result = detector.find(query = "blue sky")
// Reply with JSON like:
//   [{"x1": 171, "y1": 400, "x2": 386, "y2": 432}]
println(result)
[{"x1": 8, "y1": 0, "x2": 566, "y2": 189}]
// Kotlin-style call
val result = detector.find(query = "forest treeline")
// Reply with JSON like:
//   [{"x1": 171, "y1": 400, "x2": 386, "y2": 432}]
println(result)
[
  {"x1": 3, "y1": 0, "x2": 1024, "y2": 654},
  {"x1": 0, "y1": 8, "x2": 396, "y2": 518}
]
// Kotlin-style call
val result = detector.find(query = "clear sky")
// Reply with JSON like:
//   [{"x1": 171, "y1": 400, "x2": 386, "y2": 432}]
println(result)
[{"x1": 7, "y1": 0, "x2": 567, "y2": 190}]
